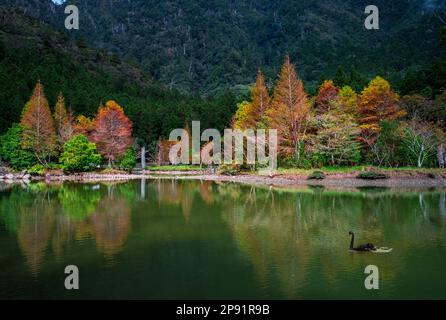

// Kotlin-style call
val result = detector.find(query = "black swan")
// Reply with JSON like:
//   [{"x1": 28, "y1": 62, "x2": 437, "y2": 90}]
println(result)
[{"x1": 349, "y1": 231, "x2": 377, "y2": 252}]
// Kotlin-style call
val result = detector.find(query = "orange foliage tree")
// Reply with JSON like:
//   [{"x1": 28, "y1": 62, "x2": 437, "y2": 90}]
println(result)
[
  {"x1": 266, "y1": 55, "x2": 310, "y2": 160},
  {"x1": 315, "y1": 80, "x2": 339, "y2": 114},
  {"x1": 20, "y1": 82, "x2": 57, "y2": 163},
  {"x1": 359, "y1": 76, "x2": 406, "y2": 146},
  {"x1": 92, "y1": 100, "x2": 133, "y2": 166},
  {"x1": 249, "y1": 70, "x2": 271, "y2": 128}
]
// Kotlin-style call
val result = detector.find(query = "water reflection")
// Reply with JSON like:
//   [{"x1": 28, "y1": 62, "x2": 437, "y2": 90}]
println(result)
[
  {"x1": 92, "y1": 197, "x2": 131, "y2": 260},
  {"x1": 215, "y1": 184, "x2": 446, "y2": 298},
  {"x1": 0, "y1": 182, "x2": 134, "y2": 273},
  {"x1": 1, "y1": 180, "x2": 446, "y2": 298},
  {"x1": 17, "y1": 198, "x2": 54, "y2": 276}
]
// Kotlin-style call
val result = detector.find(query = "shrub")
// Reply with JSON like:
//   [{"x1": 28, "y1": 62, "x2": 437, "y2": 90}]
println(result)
[
  {"x1": 28, "y1": 164, "x2": 46, "y2": 176},
  {"x1": 307, "y1": 171, "x2": 325, "y2": 180},
  {"x1": 100, "y1": 168, "x2": 127, "y2": 175},
  {"x1": 0, "y1": 124, "x2": 36, "y2": 170},
  {"x1": 47, "y1": 163, "x2": 62, "y2": 170},
  {"x1": 60, "y1": 135, "x2": 101, "y2": 172},
  {"x1": 357, "y1": 171, "x2": 388, "y2": 180},
  {"x1": 427, "y1": 172, "x2": 436, "y2": 179},
  {"x1": 218, "y1": 164, "x2": 241, "y2": 176},
  {"x1": 118, "y1": 148, "x2": 137, "y2": 172}
]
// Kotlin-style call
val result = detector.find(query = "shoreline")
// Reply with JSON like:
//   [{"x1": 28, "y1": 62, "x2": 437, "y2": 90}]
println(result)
[
  {"x1": 148, "y1": 173, "x2": 446, "y2": 188},
  {"x1": 2, "y1": 170, "x2": 446, "y2": 189}
]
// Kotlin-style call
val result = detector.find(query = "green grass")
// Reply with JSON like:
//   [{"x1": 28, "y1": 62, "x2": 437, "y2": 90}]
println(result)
[
  {"x1": 378, "y1": 167, "x2": 444, "y2": 172},
  {"x1": 276, "y1": 166, "x2": 366, "y2": 175},
  {"x1": 276, "y1": 166, "x2": 445, "y2": 174},
  {"x1": 145, "y1": 165, "x2": 446, "y2": 174}
]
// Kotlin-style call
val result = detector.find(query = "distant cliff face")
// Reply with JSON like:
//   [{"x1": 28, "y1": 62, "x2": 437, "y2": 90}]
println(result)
[{"x1": 2, "y1": 0, "x2": 445, "y2": 93}]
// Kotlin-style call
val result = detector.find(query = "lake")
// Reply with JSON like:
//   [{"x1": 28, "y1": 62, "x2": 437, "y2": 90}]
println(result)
[{"x1": 1, "y1": 179, "x2": 445, "y2": 299}]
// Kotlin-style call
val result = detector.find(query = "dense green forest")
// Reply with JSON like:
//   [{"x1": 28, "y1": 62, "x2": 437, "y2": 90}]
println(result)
[
  {"x1": 0, "y1": 6, "x2": 237, "y2": 148},
  {"x1": 3, "y1": 0, "x2": 445, "y2": 94}
]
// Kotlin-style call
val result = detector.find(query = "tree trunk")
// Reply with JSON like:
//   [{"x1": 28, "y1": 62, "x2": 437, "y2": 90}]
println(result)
[{"x1": 295, "y1": 140, "x2": 301, "y2": 165}]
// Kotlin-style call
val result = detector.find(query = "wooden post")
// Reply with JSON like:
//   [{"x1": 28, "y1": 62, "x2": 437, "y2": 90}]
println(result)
[
  {"x1": 141, "y1": 146, "x2": 146, "y2": 171},
  {"x1": 140, "y1": 177, "x2": 146, "y2": 199},
  {"x1": 437, "y1": 144, "x2": 445, "y2": 168}
]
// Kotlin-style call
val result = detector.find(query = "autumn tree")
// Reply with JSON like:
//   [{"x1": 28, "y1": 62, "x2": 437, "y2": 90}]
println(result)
[
  {"x1": 233, "y1": 101, "x2": 253, "y2": 129},
  {"x1": 74, "y1": 101, "x2": 102, "y2": 139},
  {"x1": 266, "y1": 56, "x2": 310, "y2": 161},
  {"x1": 53, "y1": 93, "x2": 74, "y2": 150},
  {"x1": 312, "y1": 111, "x2": 361, "y2": 166},
  {"x1": 92, "y1": 100, "x2": 133, "y2": 166},
  {"x1": 74, "y1": 115, "x2": 95, "y2": 139},
  {"x1": 338, "y1": 86, "x2": 358, "y2": 117},
  {"x1": 400, "y1": 94, "x2": 431, "y2": 120},
  {"x1": 315, "y1": 80, "x2": 339, "y2": 114},
  {"x1": 233, "y1": 70, "x2": 270, "y2": 129},
  {"x1": 249, "y1": 70, "x2": 271, "y2": 128},
  {"x1": 400, "y1": 92, "x2": 446, "y2": 131},
  {"x1": 20, "y1": 82, "x2": 57, "y2": 163},
  {"x1": 358, "y1": 76, "x2": 406, "y2": 146},
  {"x1": 155, "y1": 139, "x2": 177, "y2": 165}
]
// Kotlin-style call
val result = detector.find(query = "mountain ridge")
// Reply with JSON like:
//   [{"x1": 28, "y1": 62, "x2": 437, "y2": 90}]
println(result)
[
  {"x1": 2, "y1": 0, "x2": 445, "y2": 93},
  {"x1": 0, "y1": 5, "x2": 238, "y2": 142}
]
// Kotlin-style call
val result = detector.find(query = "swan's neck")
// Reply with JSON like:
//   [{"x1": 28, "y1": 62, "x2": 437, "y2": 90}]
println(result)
[{"x1": 350, "y1": 233, "x2": 354, "y2": 249}]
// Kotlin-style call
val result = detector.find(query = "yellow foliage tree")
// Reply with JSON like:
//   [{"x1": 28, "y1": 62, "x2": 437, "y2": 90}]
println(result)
[
  {"x1": 359, "y1": 76, "x2": 406, "y2": 145},
  {"x1": 338, "y1": 86, "x2": 358, "y2": 117},
  {"x1": 233, "y1": 70, "x2": 270, "y2": 129},
  {"x1": 53, "y1": 93, "x2": 74, "y2": 150},
  {"x1": 233, "y1": 101, "x2": 254, "y2": 129},
  {"x1": 74, "y1": 115, "x2": 94, "y2": 139}
]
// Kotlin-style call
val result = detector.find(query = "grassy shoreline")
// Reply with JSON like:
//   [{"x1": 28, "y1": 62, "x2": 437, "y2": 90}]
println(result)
[
  {"x1": 146, "y1": 165, "x2": 446, "y2": 176},
  {"x1": 2, "y1": 166, "x2": 446, "y2": 188}
]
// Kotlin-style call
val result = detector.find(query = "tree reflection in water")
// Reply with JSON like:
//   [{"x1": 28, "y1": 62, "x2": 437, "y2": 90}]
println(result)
[
  {"x1": 0, "y1": 182, "x2": 134, "y2": 273},
  {"x1": 213, "y1": 184, "x2": 446, "y2": 298},
  {"x1": 1, "y1": 180, "x2": 446, "y2": 298}
]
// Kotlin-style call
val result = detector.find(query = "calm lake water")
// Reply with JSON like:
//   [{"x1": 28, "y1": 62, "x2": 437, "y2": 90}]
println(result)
[{"x1": 1, "y1": 179, "x2": 446, "y2": 299}]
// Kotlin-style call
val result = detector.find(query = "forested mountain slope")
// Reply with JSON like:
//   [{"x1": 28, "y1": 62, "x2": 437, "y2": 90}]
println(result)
[
  {"x1": 2, "y1": 0, "x2": 445, "y2": 93},
  {"x1": 0, "y1": 6, "x2": 237, "y2": 144}
]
